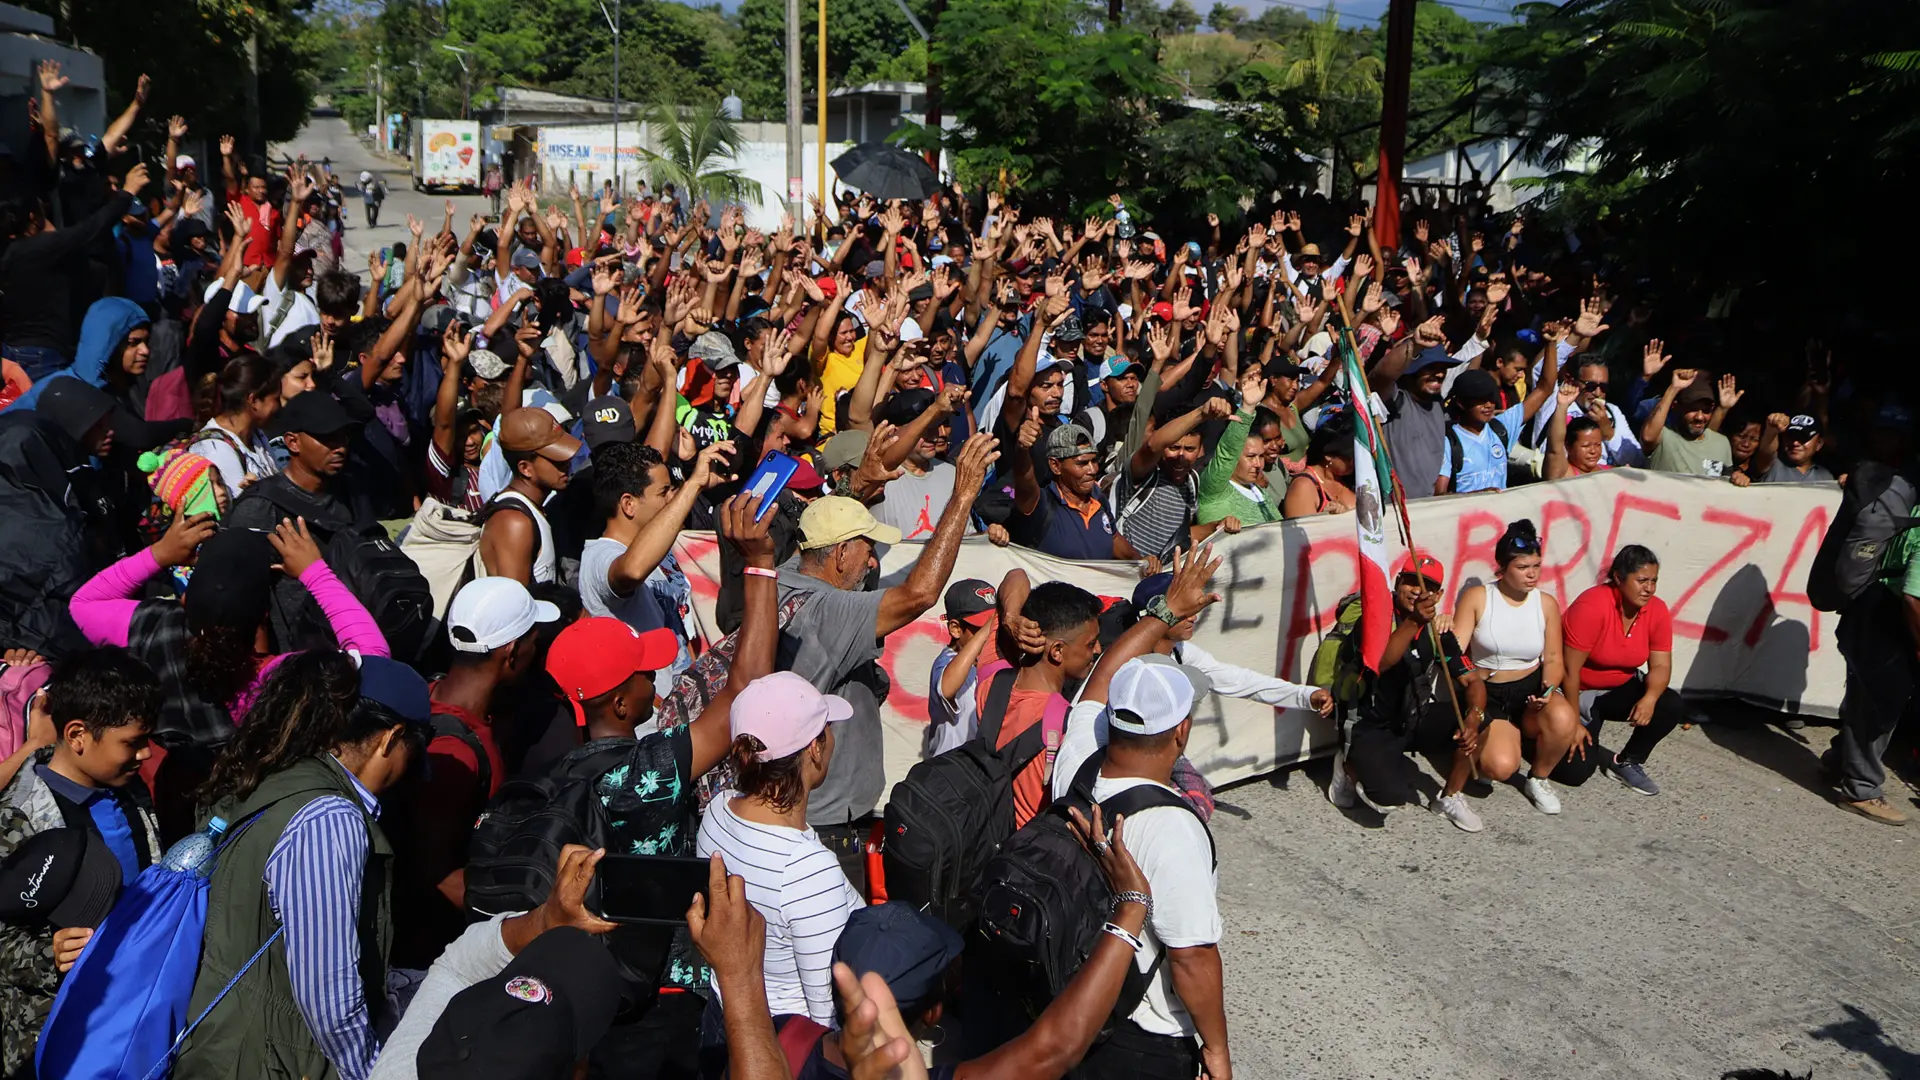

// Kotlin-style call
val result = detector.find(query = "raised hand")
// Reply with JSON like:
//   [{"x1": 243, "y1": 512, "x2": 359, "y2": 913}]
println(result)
[
  {"x1": 1361, "y1": 281, "x2": 1385, "y2": 315},
  {"x1": 1573, "y1": 296, "x2": 1609, "y2": 339},
  {"x1": 1413, "y1": 315, "x2": 1447, "y2": 348},
  {"x1": 153, "y1": 511, "x2": 218, "y2": 568},
  {"x1": 1352, "y1": 253, "x2": 1374, "y2": 280},
  {"x1": 1377, "y1": 306, "x2": 1402, "y2": 339},
  {"x1": 1238, "y1": 366, "x2": 1268, "y2": 407},
  {"x1": 219, "y1": 133, "x2": 235, "y2": 158},
  {"x1": 1347, "y1": 212, "x2": 1366, "y2": 236},
  {"x1": 168, "y1": 114, "x2": 188, "y2": 140},
  {"x1": 1716, "y1": 373, "x2": 1743, "y2": 410},
  {"x1": 1556, "y1": 380, "x2": 1580, "y2": 409},
  {"x1": 1485, "y1": 279, "x2": 1511, "y2": 306},
  {"x1": 950, "y1": 431, "x2": 1001, "y2": 503},
  {"x1": 443, "y1": 321, "x2": 476, "y2": 365},
  {"x1": 37, "y1": 60, "x2": 68, "y2": 93},
  {"x1": 1165, "y1": 542, "x2": 1224, "y2": 621},
  {"x1": 1642, "y1": 338, "x2": 1670, "y2": 378},
  {"x1": 1766, "y1": 411, "x2": 1791, "y2": 434},
  {"x1": 1017, "y1": 409, "x2": 1044, "y2": 450},
  {"x1": 268, "y1": 517, "x2": 324, "y2": 578},
  {"x1": 407, "y1": 213, "x2": 424, "y2": 240}
]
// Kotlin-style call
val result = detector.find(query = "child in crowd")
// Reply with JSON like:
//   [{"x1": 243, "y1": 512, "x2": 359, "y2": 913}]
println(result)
[{"x1": 924, "y1": 578, "x2": 1002, "y2": 759}]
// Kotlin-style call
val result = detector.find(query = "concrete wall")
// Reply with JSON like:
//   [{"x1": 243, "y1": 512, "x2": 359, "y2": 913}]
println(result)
[{"x1": 0, "y1": 7, "x2": 107, "y2": 165}]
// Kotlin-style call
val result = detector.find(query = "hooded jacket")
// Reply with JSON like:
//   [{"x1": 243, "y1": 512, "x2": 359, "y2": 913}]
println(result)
[{"x1": 11, "y1": 297, "x2": 150, "y2": 413}]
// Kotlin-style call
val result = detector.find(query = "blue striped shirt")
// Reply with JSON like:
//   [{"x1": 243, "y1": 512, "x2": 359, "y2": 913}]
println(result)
[{"x1": 262, "y1": 759, "x2": 381, "y2": 1080}]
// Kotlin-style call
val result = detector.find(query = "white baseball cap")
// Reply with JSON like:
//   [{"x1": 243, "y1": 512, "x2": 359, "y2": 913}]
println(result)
[
  {"x1": 1106, "y1": 655, "x2": 1211, "y2": 736},
  {"x1": 204, "y1": 279, "x2": 267, "y2": 316},
  {"x1": 447, "y1": 577, "x2": 561, "y2": 654},
  {"x1": 175, "y1": 154, "x2": 196, "y2": 170}
]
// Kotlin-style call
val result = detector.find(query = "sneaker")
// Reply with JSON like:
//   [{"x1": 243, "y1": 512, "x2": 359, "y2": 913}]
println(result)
[
  {"x1": 1838, "y1": 796, "x2": 1908, "y2": 826},
  {"x1": 1430, "y1": 791, "x2": 1484, "y2": 833},
  {"x1": 1328, "y1": 748, "x2": 1357, "y2": 809},
  {"x1": 1523, "y1": 776, "x2": 1563, "y2": 815},
  {"x1": 1782, "y1": 717, "x2": 1806, "y2": 731},
  {"x1": 1609, "y1": 757, "x2": 1660, "y2": 796}
]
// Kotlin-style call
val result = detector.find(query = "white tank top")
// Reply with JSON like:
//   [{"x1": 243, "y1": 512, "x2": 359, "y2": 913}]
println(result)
[
  {"x1": 490, "y1": 489, "x2": 557, "y2": 584},
  {"x1": 1470, "y1": 585, "x2": 1545, "y2": 672}
]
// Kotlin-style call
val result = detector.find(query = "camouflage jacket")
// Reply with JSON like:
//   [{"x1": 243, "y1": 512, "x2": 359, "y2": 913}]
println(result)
[{"x1": 0, "y1": 804, "x2": 57, "y2": 1080}]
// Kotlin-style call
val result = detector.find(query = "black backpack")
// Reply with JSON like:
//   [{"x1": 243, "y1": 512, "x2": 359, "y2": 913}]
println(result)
[
  {"x1": 323, "y1": 530, "x2": 436, "y2": 663},
  {"x1": 882, "y1": 668, "x2": 1050, "y2": 928},
  {"x1": 975, "y1": 750, "x2": 1214, "y2": 1027},
  {"x1": 1807, "y1": 462, "x2": 1918, "y2": 613},
  {"x1": 463, "y1": 742, "x2": 628, "y2": 916}
]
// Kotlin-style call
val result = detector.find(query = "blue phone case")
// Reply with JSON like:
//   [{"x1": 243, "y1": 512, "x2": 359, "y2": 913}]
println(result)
[{"x1": 744, "y1": 450, "x2": 800, "y2": 520}]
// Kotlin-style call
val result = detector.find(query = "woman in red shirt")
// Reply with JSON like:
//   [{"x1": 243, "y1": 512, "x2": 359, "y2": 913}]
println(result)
[{"x1": 1556, "y1": 544, "x2": 1686, "y2": 795}]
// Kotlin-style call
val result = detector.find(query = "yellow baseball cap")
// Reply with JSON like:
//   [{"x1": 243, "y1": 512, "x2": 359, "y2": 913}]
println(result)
[{"x1": 798, "y1": 495, "x2": 903, "y2": 550}]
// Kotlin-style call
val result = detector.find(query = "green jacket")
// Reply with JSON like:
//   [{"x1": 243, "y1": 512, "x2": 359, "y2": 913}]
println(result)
[
  {"x1": 174, "y1": 755, "x2": 392, "y2": 1080},
  {"x1": 1198, "y1": 409, "x2": 1282, "y2": 527}
]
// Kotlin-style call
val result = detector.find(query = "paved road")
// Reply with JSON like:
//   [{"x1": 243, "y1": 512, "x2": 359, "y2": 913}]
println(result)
[
  {"x1": 1214, "y1": 704, "x2": 1920, "y2": 1079},
  {"x1": 277, "y1": 113, "x2": 1920, "y2": 1080},
  {"x1": 270, "y1": 116, "x2": 493, "y2": 277}
]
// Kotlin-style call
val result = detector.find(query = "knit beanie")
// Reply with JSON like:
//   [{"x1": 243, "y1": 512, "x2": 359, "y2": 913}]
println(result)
[{"x1": 138, "y1": 447, "x2": 222, "y2": 519}]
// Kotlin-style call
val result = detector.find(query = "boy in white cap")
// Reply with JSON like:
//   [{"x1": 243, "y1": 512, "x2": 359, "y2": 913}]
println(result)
[{"x1": 1051, "y1": 545, "x2": 1229, "y2": 1080}]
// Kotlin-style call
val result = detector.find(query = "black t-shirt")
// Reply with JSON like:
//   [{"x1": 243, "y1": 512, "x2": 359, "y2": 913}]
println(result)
[{"x1": 1361, "y1": 619, "x2": 1467, "y2": 734}]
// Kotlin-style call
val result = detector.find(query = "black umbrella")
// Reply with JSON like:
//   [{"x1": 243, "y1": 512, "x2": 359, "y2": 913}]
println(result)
[{"x1": 830, "y1": 142, "x2": 939, "y2": 201}]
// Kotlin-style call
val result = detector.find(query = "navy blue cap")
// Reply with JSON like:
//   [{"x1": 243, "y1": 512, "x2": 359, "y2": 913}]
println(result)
[
  {"x1": 1401, "y1": 345, "x2": 1461, "y2": 379},
  {"x1": 832, "y1": 902, "x2": 963, "y2": 1017},
  {"x1": 1132, "y1": 572, "x2": 1173, "y2": 611},
  {"x1": 358, "y1": 654, "x2": 431, "y2": 724}
]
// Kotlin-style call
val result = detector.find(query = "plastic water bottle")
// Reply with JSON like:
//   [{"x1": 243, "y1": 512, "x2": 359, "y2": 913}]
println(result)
[{"x1": 160, "y1": 816, "x2": 230, "y2": 875}]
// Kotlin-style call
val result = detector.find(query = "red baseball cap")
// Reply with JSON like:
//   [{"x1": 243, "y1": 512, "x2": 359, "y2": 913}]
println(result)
[
  {"x1": 1151, "y1": 301, "x2": 1174, "y2": 323},
  {"x1": 1397, "y1": 550, "x2": 1445, "y2": 588},
  {"x1": 546, "y1": 617, "x2": 680, "y2": 727}
]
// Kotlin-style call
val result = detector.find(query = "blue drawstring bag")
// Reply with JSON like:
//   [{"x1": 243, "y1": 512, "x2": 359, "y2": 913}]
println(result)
[{"x1": 37, "y1": 812, "x2": 277, "y2": 1080}]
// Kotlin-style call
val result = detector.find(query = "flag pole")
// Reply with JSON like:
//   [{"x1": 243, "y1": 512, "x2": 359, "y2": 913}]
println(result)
[{"x1": 1331, "y1": 293, "x2": 1479, "y2": 773}]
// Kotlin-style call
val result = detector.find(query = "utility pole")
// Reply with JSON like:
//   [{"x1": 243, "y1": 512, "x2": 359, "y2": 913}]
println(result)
[
  {"x1": 785, "y1": 0, "x2": 803, "y2": 218},
  {"x1": 817, "y1": 0, "x2": 827, "y2": 213},
  {"x1": 600, "y1": 0, "x2": 622, "y2": 197},
  {"x1": 1374, "y1": 0, "x2": 1415, "y2": 249},
  {"x1": 374, "y1": 43, "x2": 385, "y2": 151},
  {"x1": 442, "y1": 45, "x2": 471, "y2": 120}
]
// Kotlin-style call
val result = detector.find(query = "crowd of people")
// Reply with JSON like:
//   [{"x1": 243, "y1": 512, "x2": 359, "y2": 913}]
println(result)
[{"x1": 0, "y1": 67, "x2": 1915, "y2": 1080}]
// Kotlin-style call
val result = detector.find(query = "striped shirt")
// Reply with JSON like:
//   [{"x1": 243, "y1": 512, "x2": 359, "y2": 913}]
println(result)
[
  {"x1": 263, "y1": 760, "x2": 381, "y2": 1080},
  {"x1": 1113, "y1": 467, "x2": 1197, "y2": 561},
  {"x1": 695, "y1": 792, "x2": 863, "y2": 1024}
]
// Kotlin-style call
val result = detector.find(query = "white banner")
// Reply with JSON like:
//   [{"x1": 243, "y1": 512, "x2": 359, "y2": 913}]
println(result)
[{"x1": 672, "y1": 469, "x2": 1842, "y2": 793}]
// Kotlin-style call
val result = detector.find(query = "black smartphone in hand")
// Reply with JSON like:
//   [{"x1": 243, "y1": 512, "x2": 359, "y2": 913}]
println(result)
[{"x1": 591, "y1": 855, "x2": 712, "y2": 925}]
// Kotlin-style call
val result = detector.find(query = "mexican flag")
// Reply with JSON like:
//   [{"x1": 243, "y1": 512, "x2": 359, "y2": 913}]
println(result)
[{"x1": 1339, "y1": 332, "x2": 1397, "y2": 673}]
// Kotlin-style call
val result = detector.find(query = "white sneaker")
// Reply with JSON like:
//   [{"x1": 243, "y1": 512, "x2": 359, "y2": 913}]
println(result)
[
  {"x1": 1431, "y1": 791, "x2": 1484, "y2": 833},
  {"x1": 1523, "y1": 776, "x2": 1563, "y2": 815},
  {"x1": 1328, "y1": 748, "x2": 1357, "y2": 809}
]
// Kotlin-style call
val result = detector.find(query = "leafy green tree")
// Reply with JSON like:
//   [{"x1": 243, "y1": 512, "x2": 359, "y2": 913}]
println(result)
[
  {"x1": 1205, "y1": 3, "x2": 1244, "y2": 34},
  {"x1": 1165, "y1": 0, "x2": 1202, "y2": 35},
  {"x1": 734, "y1": 0, "x2": 930, "y2": 117},
  {"x1": 1481, "y1": 0, "x2": 1920, "y2": 294},
  {"x1": 639, "y1": 103, "x2": 765, "y2": 204},
  {"x1": 932, "y1": 0, "x2": 1163, "y2": 199}
]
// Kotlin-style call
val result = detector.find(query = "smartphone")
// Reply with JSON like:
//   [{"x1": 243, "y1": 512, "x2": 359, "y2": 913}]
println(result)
[
  {"x1": 591, "y1": 855, "x2": 711, "y2": 925},
  {"x1": 744, "y1": 450, "x2": 801, "y2": 520}
]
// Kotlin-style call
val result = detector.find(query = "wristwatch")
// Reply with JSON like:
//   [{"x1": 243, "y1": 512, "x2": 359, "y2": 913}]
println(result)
[{"x1": 1145, "y1": 594, "x2": 1181, "y2": 627}]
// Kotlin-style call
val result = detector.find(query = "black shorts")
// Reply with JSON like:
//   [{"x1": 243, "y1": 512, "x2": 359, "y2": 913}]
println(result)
[{"x1": 1481, "y1": 667, "x2": 1544, "y2": 724}]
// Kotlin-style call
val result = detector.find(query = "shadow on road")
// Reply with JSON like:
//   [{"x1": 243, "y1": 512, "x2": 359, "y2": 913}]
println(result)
[{"x1": 1812, "y1": 1003, "x2": 1920, "y2": 1079}]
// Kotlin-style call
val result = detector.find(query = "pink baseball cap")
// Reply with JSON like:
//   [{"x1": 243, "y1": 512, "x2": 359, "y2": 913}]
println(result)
[{"x1": 729, "y1": 672, "x2": 853, "y2": 760}]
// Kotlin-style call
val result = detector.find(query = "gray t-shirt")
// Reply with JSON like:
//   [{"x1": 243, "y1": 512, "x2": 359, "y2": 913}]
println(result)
[
  {"x1": 871, "y1": 461, "x2": 958, "y2": 542},
  {"x1": 580, "y1": 536, "x2": 677, "y2": 700},
  {"x1": 776, "y1": 559, "x2": 889, "y2": 826},
  {"x1": 1384, "y1": 387, "x2": 1448, "y2": 500},
  {"x1": 1648, "y1": 427, "x2": 1732, "y2": 478},
  {"x1": 1761, "y1": 458, "x2": 1835, "y2": 485}
]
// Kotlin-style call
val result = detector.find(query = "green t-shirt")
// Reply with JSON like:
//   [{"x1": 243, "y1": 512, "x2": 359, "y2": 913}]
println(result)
[
  {"x1": 1884, "y1": 507, "x2": 1920, "y2": 600},
  {"x1": 1648, "y1": 427, "x2": 1733, "y2": 479}
]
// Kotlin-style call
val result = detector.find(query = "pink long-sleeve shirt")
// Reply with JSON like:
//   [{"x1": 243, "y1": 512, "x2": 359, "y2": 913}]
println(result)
[{"x1": 71, "y1": 547, "x2": 391, "y2": 717}]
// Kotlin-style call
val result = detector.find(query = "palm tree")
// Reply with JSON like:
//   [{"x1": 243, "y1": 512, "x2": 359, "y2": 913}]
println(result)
[
  {"x1": 1251, "y1": 2, "x2": 1383, "y2": 121},
  {"x1": 639, "y1": 102, "x2": 764, "y2": 205}
]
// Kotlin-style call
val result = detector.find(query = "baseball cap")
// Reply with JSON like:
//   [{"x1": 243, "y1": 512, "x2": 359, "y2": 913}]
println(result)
[
  {"x1": 1131, "y1": 572, "x2": 1173, "y2": 610},
  {"x1": 0, "y1": 816, "x2": 124, "y2": 929},
  {"x1": 797, "y1": 495, "x2": 902, "y2": 550},
  {"x1": 1303, "y1": 331, "x2": 1334, "y2": 360},
  {"x1": 447, "y1": 577, "x2": 562, "y2": 654},
  {"x1": 788, "y1": 457, "x2": 828, "y2": 494},
  {"x1": 1265, "y1": 359, "x2": 1308, "y2": 380},
  {"x1": 1107, "y1": 655, "x2": 1211, "y2": 736},
  {"x1": 582, "y1": 397, "x2": 638, "y2": 451},
  {"x1": 1450, "y1": 368, "x2": 1501, "y2": 403},
  {"x1": 943, "y1": 579, "x2": 998, "y2": 627},
  {"x1": 1401, "y1": 345, "x2": 1460, "y2": 379},
  {"x1": 468, "y1": 349, "x2": 508, "y2": 380},
  {"x1": 833, "y1": 903, "x2": 965, "y2": 1018},
  {"x1": 1397, "y1": 550, "x2": 1445, "y2": 587},
  {"x1": 1104, "y1": 357, "x2": 1147, "y2": 381},
  {"x1": 1046, "y1": 422, "x2": 1097, "y2": 461},
  {"x1": 357, "y1": 654, "x2": 431, "y2": 725},
  {"x1": 547, "y1": 617, "x2": 680, "y2": 727},
  {"x1": 690, "y1": 331, "x2": 741, "y2": 371},
  {"x1": 878, "y1": 388, "x2": 937, "y2": 429},
  {"x1": 205, "y1": 278, "x2": 267, "y2": 316},
  {"x1": 1783, "y1": 414, "x2": 1823, "y2": 440},
  {"x1": 1150, "y1": 301, "x2": 1174, "y2": 323},
  {"x1": 499, "y1": 406, "x2": 583, "y2": 463},
  {"x1": 416, "y1": 927, "x2": 625, "y2": 1080},
  {"x1": 510, "y1": 247, "x2": 543, "y2": 271},
  {"x1": 730, "y1": 671, "x2": 853, "y2": 760},
  {"x1": 1674, "y1": 378, "x2": 1716, "y2": 406},
  {"x1": 269, "y1": 390, "x2": 358, "y2": 437},
  {"x1": 174, "y1": 154, "x2": 196, "y2": 170},
  {"x1": 183, "y1": 528, "x2": 277, "y2": 634},
  {"x1": 820, "y1": 430, "x2": 870, "y2": 474},
  {"x1": 1053, "y1": 313, "x2": 1085, "y2": 344}
]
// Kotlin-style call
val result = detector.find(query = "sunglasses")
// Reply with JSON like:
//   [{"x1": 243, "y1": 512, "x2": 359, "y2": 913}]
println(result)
[
  {"x1": 1507, "y1": 535, "x2": 1541, "y2": 553},
  {"x1": 1581, "y1": 381, "x2": 1606, "y2": 393}
]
